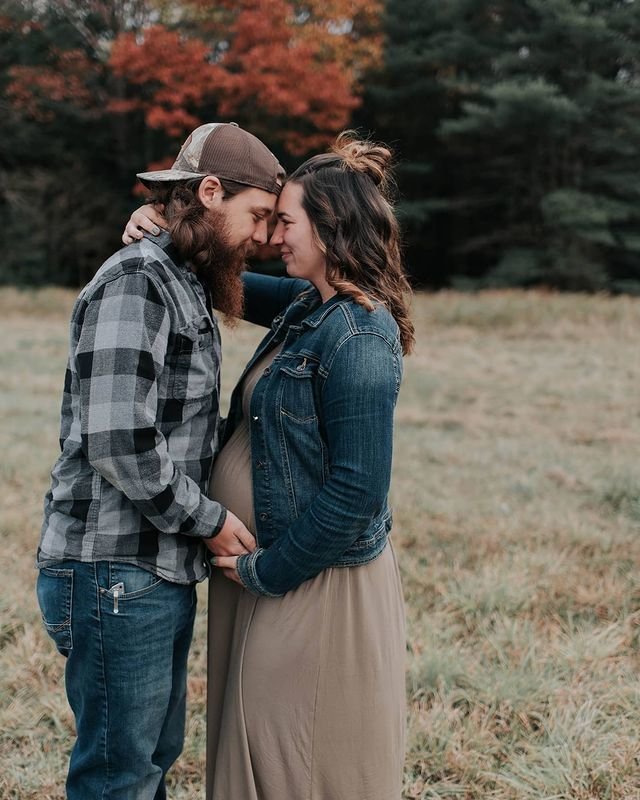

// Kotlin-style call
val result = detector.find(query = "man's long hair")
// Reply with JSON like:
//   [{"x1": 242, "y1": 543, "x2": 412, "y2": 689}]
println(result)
[{"x1": 148, "y1": 179, "x2": 247, "y2": 322}]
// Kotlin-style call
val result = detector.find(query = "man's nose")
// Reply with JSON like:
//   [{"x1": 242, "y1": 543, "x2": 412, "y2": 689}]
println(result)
[{"x1": 252, "y1": 220, "x2": 269, "y2": 245}]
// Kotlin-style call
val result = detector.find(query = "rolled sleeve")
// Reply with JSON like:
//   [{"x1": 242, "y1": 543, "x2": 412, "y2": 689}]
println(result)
[{"x1": 235, "y1": 549, "x2": 284, "y2": 596}]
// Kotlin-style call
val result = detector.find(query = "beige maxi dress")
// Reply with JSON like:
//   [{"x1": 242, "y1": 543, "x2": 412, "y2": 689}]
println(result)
[{"x1": 206, "y1": 345, "x2": 406, "y2": 800}]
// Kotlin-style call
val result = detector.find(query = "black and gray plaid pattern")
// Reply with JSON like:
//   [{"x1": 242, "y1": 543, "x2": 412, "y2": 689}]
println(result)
[{"x1": 37, "y1": 233, "x2": 225, "y2": 584}]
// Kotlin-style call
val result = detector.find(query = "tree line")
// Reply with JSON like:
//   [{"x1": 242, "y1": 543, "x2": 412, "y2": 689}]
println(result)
[{"x1": 2, "y1": 0, "x2": 640, "y2": 291}]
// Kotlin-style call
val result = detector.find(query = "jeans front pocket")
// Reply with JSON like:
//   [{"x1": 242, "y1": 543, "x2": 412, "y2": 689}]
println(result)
[
  {"x1": 108, "y1": 562, "x2": 164, "y2": 598},
  {"x1": 100, "y1": 562, "x2": 166, "y2": 617},
  {"x1": 37, "y1": 566, "x2": 74, "y2": 656}
]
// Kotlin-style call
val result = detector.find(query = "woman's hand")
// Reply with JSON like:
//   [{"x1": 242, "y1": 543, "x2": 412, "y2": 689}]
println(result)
[
  {"x1": 122, "y1": 204, "x2": 168, "y2": 245},
  {"x1": 212, "y1": 555, "x2": 243, "y2": 586}
]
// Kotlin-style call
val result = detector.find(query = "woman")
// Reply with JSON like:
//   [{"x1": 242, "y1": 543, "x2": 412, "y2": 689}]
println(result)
[{"x1": 125, "y1": 133, "x2": 414, "y2": 799}]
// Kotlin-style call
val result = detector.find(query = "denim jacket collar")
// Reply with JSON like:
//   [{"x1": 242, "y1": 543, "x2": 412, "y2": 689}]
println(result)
[{"x1": 279, "y1": 288, "x2": 350, "y2": 332}]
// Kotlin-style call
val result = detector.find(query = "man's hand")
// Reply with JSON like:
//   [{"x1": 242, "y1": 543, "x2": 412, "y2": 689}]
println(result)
[
  {"x1": 205, "y1": 510, "x2": 256, "y2": 556},
  {"x1": 122, "y1": 204, "x2": 168, "y2": 245}
]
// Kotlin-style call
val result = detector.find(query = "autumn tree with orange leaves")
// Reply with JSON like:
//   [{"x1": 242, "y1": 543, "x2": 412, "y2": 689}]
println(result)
[
  {"x1": 108, "y1": 0, "x2": 383, "y2": 156},
  {"x1": 0, "y1": 0, "x2": 381, "y2": 284},
  {"x1": 7, "y1": 0, "x2": 382, "y2": 159}
]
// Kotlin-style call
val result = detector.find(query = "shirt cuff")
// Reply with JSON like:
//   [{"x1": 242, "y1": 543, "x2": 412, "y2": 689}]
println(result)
[
  {"x1": 236, "y1": 549, "x2": 285, "y2": 597},
  {"x1": 193, "y1": 497, "x2": 227, "y2": 539}
]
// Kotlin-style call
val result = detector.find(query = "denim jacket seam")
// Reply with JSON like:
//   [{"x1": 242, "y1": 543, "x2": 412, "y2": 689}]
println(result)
[{"x1": 323, "y1": 328, "x2": 399, "y2": 376}]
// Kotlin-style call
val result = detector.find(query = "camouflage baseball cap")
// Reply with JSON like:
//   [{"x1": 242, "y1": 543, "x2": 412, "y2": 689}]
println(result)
[{"x1": 137, "y1": 122, "x2": 285, "y2": 195}]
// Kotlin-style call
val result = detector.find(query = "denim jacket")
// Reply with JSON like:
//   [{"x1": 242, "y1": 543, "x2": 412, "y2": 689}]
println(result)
[{"x1": 231, "y1": 272, "x2": 403, "y2": 597}]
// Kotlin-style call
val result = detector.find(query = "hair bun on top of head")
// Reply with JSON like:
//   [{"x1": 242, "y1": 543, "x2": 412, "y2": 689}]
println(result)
[{"x1": 331, "y1": 131, "x2": 393, "y2": 191}]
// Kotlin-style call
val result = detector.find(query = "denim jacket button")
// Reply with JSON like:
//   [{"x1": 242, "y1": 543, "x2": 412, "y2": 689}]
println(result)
[
  {"x1": 259, "y1": 512, "x2": 269, "y2": 521},
  {"x1": 263, "y1": 367, "x2": 271, "y2": 376},
  {"x1": 256, "y1": 460, "x2": 265, "y2": 469},
  {"x1": 252, "y1": 415, "x2": 259, "y2": 422}
]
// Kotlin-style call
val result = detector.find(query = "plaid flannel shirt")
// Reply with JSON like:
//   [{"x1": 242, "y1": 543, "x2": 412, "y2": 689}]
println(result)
[{"x1": 37, "y1": 232, "x2": 225, "y2": 584}]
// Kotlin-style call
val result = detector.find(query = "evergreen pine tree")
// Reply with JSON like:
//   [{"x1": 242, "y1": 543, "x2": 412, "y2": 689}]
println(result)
[{"x1": 360, "y1": 0, "x2": 640, "y2": 291}]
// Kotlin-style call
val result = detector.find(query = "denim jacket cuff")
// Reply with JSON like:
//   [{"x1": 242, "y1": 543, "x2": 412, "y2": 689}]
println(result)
[{"x1": 236, "y1": 549, "x2": 285, "y2": 597}]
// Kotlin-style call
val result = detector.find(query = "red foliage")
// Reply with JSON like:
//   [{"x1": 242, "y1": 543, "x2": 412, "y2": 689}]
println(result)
[
  {"x1": 108, "y1": 1, "x2": 381, "y2": 154},
  {"x1": 6, "y1": 0, "x2": 382, "y2": 161},
  {"x1": 216, "y1": 0, "x2": 360, "y2": 154},
  {"x1": 108, "y1": 26, "x2": 229, "y2": 137}
]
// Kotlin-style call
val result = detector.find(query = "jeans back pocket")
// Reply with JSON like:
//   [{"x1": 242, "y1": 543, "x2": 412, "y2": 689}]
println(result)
[{"x1": 37, "y1": 567, "x2": 74, "y2": 656}]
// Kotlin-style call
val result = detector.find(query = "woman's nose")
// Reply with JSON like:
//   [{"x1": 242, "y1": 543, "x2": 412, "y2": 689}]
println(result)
[{"x1": 269, "y1": 224, "x2": 284, "y2": 246}]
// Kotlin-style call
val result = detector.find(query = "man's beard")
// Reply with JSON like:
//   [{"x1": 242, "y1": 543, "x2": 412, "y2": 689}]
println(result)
[
  {"x1": 166, "y1": 199, "x2": 247, "y2": 324},
  {"x1": 194, "y1": 207, "x2": 248, "y2": 324}
]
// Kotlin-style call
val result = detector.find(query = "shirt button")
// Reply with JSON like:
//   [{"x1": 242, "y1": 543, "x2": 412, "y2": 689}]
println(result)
[{"x1": 259, "y1": 512, "x2": 269, "y2": 521}]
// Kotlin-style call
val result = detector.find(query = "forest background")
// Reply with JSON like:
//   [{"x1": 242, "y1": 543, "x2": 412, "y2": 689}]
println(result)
[
  {"x1": 2, "y1": 4, "x2": 640, "y2": 797},
  {"x1": 2, "y1": 0, "x2": 640, "y2": 293}
]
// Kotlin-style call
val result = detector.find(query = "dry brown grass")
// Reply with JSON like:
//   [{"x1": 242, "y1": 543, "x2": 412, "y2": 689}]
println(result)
[{"x1": 1, "y1": 288, "x2": 639, "y2": 799}]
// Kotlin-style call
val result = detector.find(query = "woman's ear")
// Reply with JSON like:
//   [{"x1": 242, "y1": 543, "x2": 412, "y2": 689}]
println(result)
[{"x1": 198, "y1": 175, "x2": 224, "y2": 209}]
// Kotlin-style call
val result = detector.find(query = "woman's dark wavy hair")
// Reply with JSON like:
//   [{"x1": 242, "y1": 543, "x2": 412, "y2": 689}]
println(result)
[{"x1": 289, "y1": 132, "x2": 415, "y2": 355}]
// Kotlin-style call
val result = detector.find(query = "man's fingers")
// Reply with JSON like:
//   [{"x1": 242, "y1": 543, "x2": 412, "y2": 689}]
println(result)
[{"x1": 235, "y1": 528, "x2": 257, "y2": 552}]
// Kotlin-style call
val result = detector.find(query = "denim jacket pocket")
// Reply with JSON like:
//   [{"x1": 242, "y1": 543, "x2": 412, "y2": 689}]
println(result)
[
  {"x1": 277, "y1": 358, "x2": 319, "y2": 423},
  {"x1": 37, "y1": 566, "x2": 74, "y2": 655},
  {"x1": 168, "y1": 315, "x2": 217, "y2": 401},
  {"x1": 276, "y1": 358, "x2": 328, "y2": 517}
]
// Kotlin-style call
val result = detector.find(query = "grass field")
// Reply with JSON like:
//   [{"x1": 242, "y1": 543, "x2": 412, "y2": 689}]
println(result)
[{"x1": 0, "y1": 287, "x2": 639, "y2": 799}]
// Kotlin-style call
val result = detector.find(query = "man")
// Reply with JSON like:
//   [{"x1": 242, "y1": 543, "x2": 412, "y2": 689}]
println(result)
[{"x1": 36, "y1": 122, "x2": 284, "y2": 799}]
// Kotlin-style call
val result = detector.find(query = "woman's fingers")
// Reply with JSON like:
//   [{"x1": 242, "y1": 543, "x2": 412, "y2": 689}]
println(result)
[
  {"x1": 135, "y1": 204, "x2": 167, "y2": 230},
  {"x1": 122, "y1": 221, "x2": 144, "y2": 245},
  {"x1": 122, "y1": 204, "x2": 168, "y2": 245},
  {"x1": 211, "y1": 555, "x2": 242, "y2": 585},
  {"x1": 213, "y1": 555, "x2": 239, "y2": 569},
  {"x1": 223, "y1": 567, "x2": 242, "y2": 585}
]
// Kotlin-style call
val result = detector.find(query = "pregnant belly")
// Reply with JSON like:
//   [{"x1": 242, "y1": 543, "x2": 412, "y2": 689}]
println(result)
[{"x1": 208, "y1": 419, "x2": 256, "y2": 535}]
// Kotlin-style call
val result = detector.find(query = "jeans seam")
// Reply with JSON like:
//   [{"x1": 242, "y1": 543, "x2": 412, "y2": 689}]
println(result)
[{"x1": 96, "y1": 563, "x2": 112, "y2": 800}]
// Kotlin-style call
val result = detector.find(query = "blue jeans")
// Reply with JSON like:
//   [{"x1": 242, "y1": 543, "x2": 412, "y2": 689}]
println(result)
[{"x1": 36, "y1": 560, "x2": 197, "y2": 799}]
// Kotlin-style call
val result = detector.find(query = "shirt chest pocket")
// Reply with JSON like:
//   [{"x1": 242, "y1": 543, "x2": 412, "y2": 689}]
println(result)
[
  {"x1": 167, "y1": 315, "x2": 217, "y2": 402},
  {"x1": 277, "y1": 357, "x2": 320, "y2": 424}
]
